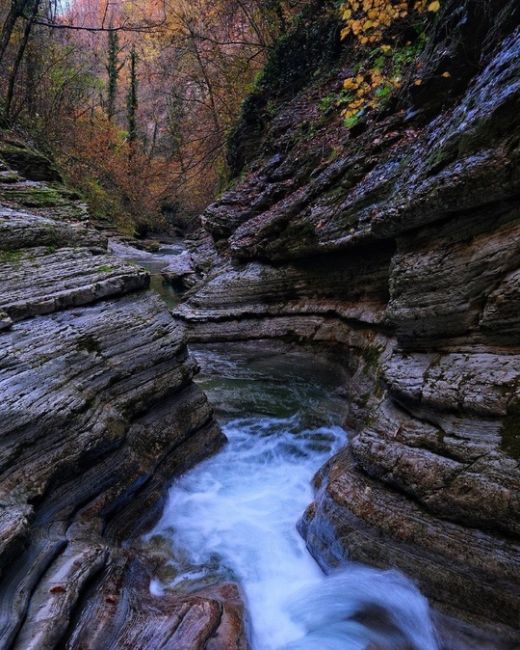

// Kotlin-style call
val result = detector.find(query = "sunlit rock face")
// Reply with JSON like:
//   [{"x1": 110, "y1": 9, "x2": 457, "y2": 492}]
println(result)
[
  {"x1": 178, "y1": 1, "x2": 520, "y2": 645},
  {"x1": 0, "y1": 139, "x2": 243, "y2": 649}
]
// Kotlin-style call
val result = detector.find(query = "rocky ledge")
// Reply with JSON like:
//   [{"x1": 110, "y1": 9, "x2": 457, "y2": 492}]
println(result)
[
  {"x1": 175, "y1": 1, "x2": 520, "y2": 646},
  {"x1": 0, "y1": 136, "x2": 247, "y2": 649}
]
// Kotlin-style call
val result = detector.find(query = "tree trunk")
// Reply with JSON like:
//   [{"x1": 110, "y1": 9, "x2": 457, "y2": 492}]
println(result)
[
  {"x1": 188, "y1": 26, "x2": 221, "y2": 136},
  {"x1": 25, "y1": 40, "x2": 36, "y2": 116},
  {"x1": 127, "y1": 45, "x2": 138, "y2": 159},
  {"x1": 107, "y1": 29, "x2": 119, "y2": 121},
  {"x1": 0, "y1": 0, "x2": 30, "y2": 67},
  {"x1": 275, "y1": 1, "x2": 286, "y2": 34},
  {"x1": 5, "y1": 0, "x2": 40, "y2": 121}
]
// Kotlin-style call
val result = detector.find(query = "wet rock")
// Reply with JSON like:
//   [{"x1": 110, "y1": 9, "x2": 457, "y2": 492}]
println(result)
[
  {"x1": 0, "y1": 207, "x2": 105, "y2": 251},
  {"x1": 175, "y1": 2, "x2": 520, "y2": 642},
  {"x1": 0, "y1": 310, "x2": 12, "y2": 331},
  {"x1": 0, "y1": 137, "x2": 62, "y2": 183},
  {"x1": 161, "y1": 253, "x2": 196, "y2": 290},
  {"x1": 387, "y1": 212, "x2": 520, "y2": 346},
  {"x1": 0, "y1": 150, "x2": 232, "y2": 647},
  {"x1": 0, "y1": 247, "x2": 149, "y2": 321},
  {"x1": 64, "y1": 558, "x2": 248, "y2": 650},
  {"x1": 299, "y1": 450, "x2": 520, "y2": 642},
  {"x1": 132, "y1": 238, "x2": 161, "y2": 252},
  {"x1": 480, "y1": 268, "x2": 520, "y2": 342}
]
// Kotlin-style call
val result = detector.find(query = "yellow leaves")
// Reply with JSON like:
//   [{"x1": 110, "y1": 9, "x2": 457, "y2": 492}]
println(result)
[
  {"x1": 339, "y1": 0, "x2": 442, "y2": 127},
  {"x1": 343, "y1": 108, "x2": 358, "y2": 119},
  {"x1": 415, "y1": 0, "x2": 441, "y2": 11},
  {"x1": 370, "y1": 68, "x2": 383, "y2": 84},
  {"x1": 343, "y1": 77, "x2": 358, "y2": 90},
  {"x1": 341, "y1": 0, "x2": 441, "y2": 46},
  {"x1": 441, "y1": 70, "x2": 451, "y2": 77},
  {"x1": 341, "y1": 66, "x2": 400, "y2": 127}
]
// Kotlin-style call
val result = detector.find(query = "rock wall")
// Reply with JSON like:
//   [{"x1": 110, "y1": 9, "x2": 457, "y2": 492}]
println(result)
[
  {"x1": 0, "y1": 135, "x2": 247, "y2": 649},
  {"x1": 177, "y1": 2, "x2": 520, "y2": 646}
]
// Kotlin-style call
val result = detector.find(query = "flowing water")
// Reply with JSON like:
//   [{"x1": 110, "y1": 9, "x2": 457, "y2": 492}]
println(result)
[
  {"x1": 148, "y1": 343, "x2": 439, "y2": 650},
  {"x1": 109, "y1": 239, "x2": 185, "y2": 308}
]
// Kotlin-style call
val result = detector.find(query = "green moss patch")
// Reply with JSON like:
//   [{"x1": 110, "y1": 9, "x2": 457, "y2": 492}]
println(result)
[
  {"x1": 0, "y1": 185, "x2": 67, "y2": 208},
  {"x1": 0, "y1": 249, "x2": 24, "y2": 265},
  {"x1": 96, "y1": 264, "x2": 115, "y2": 274},
  {"x1": 361, "y1": 345, "x2": 382, "y2": 371}
]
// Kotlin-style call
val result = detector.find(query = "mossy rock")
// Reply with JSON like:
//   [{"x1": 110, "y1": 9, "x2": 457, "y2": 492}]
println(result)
[
  {"x1": 227, "y1": 0, "x2": 341, "y2": 178},
  {"x1": 0, "y1": 185, "x2": 67, "y2": 208},
  {"x1": 0, "y1": 169, "x2": 23, "y2": 184},
  {"x1": 0, "y1": 249, "x2": 25, "y2": 264},
  {"x1": 0, "y1": 142, "x2": 62, "y2": 183}
]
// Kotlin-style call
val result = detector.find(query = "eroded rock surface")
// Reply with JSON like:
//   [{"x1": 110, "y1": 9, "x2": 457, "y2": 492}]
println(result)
[
  {"x1": 0, "y1": 138, "x2": 245, "y2": 649},
  {"x1": 176, "y1": 2, "x2": 520, "y2": 646}
]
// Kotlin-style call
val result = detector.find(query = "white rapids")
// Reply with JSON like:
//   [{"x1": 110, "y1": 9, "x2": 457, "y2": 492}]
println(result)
[{"x1": 149, "y1": 345, "x2": 439, "y2": 650}]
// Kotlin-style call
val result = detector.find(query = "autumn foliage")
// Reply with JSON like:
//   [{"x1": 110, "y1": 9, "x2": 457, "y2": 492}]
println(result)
[
  {"x1": 0, "y1": 0, "x2": 441, "y2": 228},
  {"x1": 339, "y1": 0, "x2": 440, "y2": 126},
  {"x1": 0, "y1": 0, "x2": 306, "y2": 234}
]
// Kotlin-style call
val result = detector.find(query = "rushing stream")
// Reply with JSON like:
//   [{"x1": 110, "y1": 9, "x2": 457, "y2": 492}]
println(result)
[{"x1": 147, "y1": 343, "x2": 440, "y2": 650}]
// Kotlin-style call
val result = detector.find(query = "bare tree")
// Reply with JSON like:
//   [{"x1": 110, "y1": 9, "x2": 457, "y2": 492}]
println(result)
[{"x1": 4, "y1": 0, "x2": 41, "y2": 120}]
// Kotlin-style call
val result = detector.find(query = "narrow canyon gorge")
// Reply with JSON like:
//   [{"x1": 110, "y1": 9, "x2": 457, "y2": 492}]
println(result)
[{"x1": 0, "y1": 0, "x2": 519, "y2": 648}]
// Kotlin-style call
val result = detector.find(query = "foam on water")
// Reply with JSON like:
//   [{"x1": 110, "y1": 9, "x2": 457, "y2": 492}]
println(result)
[{"x1": 150, "y1": 346, "x2": 439, "y2": 650}]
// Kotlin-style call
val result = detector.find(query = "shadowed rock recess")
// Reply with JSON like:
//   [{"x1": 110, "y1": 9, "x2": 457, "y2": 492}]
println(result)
[
  {"x1": 0, "y1": 137, "x2": 249, "y2": 649},
  {"x1": 176, "y1": 0, "x2": 520, "y2": 646}
]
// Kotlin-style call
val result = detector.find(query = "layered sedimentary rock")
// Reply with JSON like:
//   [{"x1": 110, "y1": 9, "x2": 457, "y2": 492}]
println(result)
[
  {"x1": 177, "y1": 1, "x2": 520, "y2": 645},
  {"x1": 0, "y1": 138, "x2": 246, "y2": 649}
]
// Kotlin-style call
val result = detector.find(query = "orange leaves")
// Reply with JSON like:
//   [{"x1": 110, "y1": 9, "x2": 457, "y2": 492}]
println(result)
[{"x1": 57, "y1": 110, "x2": 176, "y2": 234}]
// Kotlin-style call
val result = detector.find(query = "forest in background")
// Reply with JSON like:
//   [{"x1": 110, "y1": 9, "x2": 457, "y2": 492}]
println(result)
[{"x1": 0, "y1": 0, "x2": 310, "y2": 234}]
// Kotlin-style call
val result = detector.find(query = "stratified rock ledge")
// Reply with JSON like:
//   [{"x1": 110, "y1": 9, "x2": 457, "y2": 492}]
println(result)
[
  {"x1": 174, "y1": 4, "x2": 520, "y2": 647},
  {"x1": 0, "y1": 137, "x2": 246, "y2": 649}
]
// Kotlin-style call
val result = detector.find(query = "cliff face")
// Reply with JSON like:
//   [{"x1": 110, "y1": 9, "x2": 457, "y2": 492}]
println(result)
[
  {"x1": 0, "y1": 136, "x2": 247, "y2": 649},
  {"x1": 177, "y1": 1, "x2": 520, "y2": 645}
]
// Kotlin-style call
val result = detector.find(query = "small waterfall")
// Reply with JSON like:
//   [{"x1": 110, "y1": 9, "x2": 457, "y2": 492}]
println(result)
[{"x1": 149, "y1": 345, "x2": 439, "y2": 650}]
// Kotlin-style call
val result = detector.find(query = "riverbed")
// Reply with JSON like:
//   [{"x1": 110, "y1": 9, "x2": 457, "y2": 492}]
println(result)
[{"x1": 147, "y1": 343, "x2": 439, "y2": 650}]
